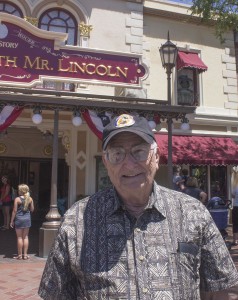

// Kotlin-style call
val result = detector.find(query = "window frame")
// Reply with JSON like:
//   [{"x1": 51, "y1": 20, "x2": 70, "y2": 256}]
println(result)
[
  {"x1": 176, "y1": 67, "x2": 200, "y2": 106},
  {"x1": 0, "y1": 1, "x2": 23, "y2": 17},
  {"x1": 38, "y1": 7, "x2": 78, "y2": 46}
]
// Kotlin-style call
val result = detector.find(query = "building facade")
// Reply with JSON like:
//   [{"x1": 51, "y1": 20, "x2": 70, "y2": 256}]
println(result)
[
  {"x1": 143, "y1": 0, "x2": 238, "y2": 199},
  {"x1": 0, "y1": 0, "x2": 238, "y2": 221}
]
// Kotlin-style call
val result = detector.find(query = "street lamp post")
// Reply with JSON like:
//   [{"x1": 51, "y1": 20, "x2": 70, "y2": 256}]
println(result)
[
  {"x1": 39, "y1": 109, "x2": 61, "y2": 257},
  {"x1": 159, "y1": 32, "x2": 178, "y2": 189}
]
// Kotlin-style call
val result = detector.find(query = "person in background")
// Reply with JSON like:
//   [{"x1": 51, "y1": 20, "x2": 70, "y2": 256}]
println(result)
[
  {"x1": 0, "y1": 175, "x2": 11, "y2": 230},
  {"x1": 231, "y1": 169, "x2": 238, "y2": 246},
  {"x1": 183, "y1": 176, "x2": 207, "y2": 204},
  {"x1": 57, "y1": 188, "x2": 67, "y2": 217},
  {"x1": 181, "y1": 168, "x2": 189, "y2": 186},
  {"x1": 10, "y1": 184, "x2": 34, "y2": 260},
  {"x1": 172, "y1": 165, "x2": 183, "y2": 191},
  {"x1": 39, "y1": 114, "x2": 238, "y2": 300}
]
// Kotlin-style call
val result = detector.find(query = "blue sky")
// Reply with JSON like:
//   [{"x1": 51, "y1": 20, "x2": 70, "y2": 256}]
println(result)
[{"x1": 166, "y1": 0, "x2": 192, "y2": 4}]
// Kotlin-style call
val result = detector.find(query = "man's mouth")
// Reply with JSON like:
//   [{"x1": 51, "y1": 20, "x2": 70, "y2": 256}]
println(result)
[{"x1": 123, "y1": 173, "x2": 141, "y2": 178}]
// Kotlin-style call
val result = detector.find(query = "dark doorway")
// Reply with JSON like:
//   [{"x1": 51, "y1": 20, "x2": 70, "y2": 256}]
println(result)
[
  {"x1": 0, "y1": 157, "x2": 69, "y2": 220},
  {"x1": 39, "y1": 161, "x2": 52, "y2": 210}
]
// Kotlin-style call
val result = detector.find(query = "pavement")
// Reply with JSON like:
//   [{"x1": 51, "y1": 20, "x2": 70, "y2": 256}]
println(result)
[
  {"x1": 0, "y1": 221, "x2": 238, "y2": 300},
  {"x1": 0, "y1": 220, "x2": 46, "y2": 300}
]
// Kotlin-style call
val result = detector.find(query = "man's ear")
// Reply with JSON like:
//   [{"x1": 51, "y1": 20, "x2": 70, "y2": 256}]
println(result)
[
  {"x1": 155, "y1": 148, "x2": 160, "y2": 171},
  {"x1": 102, "y1": 154, "x2": 108, "y2": 169}
]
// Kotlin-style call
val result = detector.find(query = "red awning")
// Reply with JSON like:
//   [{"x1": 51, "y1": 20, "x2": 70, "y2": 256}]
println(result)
[
  {"x1": 155, "y1": 135, "x2": 238, "y2": 165},
  {"x1": 177, "y1": 51, "x2": 208, "y2": 73}
]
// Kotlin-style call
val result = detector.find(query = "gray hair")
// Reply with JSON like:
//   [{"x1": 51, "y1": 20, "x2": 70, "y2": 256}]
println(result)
[{"x1": 151, "y1": 141, "x2": 158, "y2": 154}]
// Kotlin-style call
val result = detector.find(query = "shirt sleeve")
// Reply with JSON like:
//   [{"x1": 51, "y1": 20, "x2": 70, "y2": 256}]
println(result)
[
  {"x1": 199, "y1": 210, "x2": 238, "y2": 292},
  {"x1": 38, "y1": 218, "x2": 83, "y2": 299}
]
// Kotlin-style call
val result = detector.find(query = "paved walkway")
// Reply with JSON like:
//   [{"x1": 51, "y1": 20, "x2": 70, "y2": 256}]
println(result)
[
  {"x1": 0, "y1": 220, "x2": 46, "y2": 300},
  {"x1": 1, "y1": 222, "x2": 238, "y2": 299},
  {"x1": 0, "y1": 261, "x2": 46, "y2": 300}
]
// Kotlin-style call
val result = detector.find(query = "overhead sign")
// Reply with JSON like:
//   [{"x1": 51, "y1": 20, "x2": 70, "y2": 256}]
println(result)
[{"x1": 0, "y1": 13, "x2": 147, "y2": 88}]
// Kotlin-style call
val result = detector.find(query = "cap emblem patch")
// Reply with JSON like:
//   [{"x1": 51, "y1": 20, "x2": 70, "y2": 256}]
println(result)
[{"x1": 115, "y1": 114, "x2": 135, "y2": 128}]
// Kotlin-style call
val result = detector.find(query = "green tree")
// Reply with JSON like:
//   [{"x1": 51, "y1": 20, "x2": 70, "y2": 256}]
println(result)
[{"x1": 190, "y1": 0, "x2": 238, "y2": 70}]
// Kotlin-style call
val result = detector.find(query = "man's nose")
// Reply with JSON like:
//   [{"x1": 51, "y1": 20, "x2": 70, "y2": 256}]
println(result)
[{"x1": 123, "y1": 151, "x2": 137, "y2": 164}]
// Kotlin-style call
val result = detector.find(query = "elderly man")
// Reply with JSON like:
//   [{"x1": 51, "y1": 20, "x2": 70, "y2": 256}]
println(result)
[{"x1": 39, "y1": 114, "x2": 238, "y2": 300}]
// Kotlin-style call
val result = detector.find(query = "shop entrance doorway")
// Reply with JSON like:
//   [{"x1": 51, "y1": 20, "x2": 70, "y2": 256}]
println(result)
[{"x1": 0, "y1": 157, "x2": 69, "y2": 221}]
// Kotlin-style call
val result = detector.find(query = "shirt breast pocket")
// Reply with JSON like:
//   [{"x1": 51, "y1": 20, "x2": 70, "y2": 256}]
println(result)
[{"x1": 177, "y1": 242, "x2": 200, "y2": 279}]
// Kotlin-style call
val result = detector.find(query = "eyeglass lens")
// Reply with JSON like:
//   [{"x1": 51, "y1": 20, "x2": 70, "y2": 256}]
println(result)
[{"x1": 106, "y1": 144, "x2": 153, "y2": 164}]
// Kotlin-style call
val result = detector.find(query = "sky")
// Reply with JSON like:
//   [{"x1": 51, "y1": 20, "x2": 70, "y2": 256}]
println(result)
[{"x1": 165, "y1": 0, "x2": 192, "y2": 4}]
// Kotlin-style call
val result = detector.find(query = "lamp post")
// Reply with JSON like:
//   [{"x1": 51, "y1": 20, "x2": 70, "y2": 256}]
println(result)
[
  {"x1": 159, "y1": 32, "x2": 178, "y2": 189},
  {"x1": 39, "y1": 109, "x2": 61, "y2": 257}
]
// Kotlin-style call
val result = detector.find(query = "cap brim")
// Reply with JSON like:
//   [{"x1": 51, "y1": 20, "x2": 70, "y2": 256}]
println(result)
[{"x1": 102, "y1": 129, "x2": 154, "y2": 150}]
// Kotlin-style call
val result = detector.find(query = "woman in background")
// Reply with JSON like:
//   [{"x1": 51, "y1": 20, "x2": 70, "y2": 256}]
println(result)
[
  {"x1": 183, "y1": 176, "x2": 207, "y2": 204},
  {"x1": 0, "y1": 175, "x2": 11, "y2": 230},
  {"x1": 231, "y1": 169, "x2": 238, "y2": 246},
  {"x1": 10, "y1": 184, "x2": 34, "y2": 260}
]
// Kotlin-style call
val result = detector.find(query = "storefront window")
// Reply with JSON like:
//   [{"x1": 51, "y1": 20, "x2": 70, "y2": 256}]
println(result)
[
  {"x1": 189, "y1": 165, "x2": 227, "y2": 201},
  {"x1": 190, "y1": 166, "x2": 208, "y2": 193},
  {"x1": 210, "y1": 166, "x2": 227, "y2": 200}
]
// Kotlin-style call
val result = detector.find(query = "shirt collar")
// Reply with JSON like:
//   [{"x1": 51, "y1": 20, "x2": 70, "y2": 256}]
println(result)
[{"x1": 110, "y1": 182, "x2": 167, "y2": 218}]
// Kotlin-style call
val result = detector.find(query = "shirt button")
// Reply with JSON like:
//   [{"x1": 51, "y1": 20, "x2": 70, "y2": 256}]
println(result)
[
  {"x1": 142, "y1": 287, "x2": 148, "y2": 293},
  {"x1": 139, "y1": 255, "x2": 144, "y2": 261}
]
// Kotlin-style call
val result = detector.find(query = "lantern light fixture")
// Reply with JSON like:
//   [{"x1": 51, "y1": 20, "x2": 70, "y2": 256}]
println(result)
[
  {"x1": 72, "y1": 110, "x2": 82, "y2": 127},
  {"x1": 32, "y1": 107, "x2": 43, "y2": 125},
  {"x1": 159, "y1": 31, "x2": 178, "y2": 80},
  {"x1": 148, "y1": 120, "x2": 156, "y2": 130},
  {"x1": 180, "y1": 116, "x2": 190, "y2": 131}
]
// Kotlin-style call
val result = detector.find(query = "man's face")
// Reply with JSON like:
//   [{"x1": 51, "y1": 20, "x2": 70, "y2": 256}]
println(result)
[{"x1": 103, "y1": 132, "x2": 159, "y2": 198}]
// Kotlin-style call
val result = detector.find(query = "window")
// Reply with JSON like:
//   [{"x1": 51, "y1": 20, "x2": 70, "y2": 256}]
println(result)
[
  {"x1": 177, "y1": 69, "x2": 199, "y2": 106},
  {"x1": 210, "y1": 166, "x2": 227, "y2": 200},
  {"x1": 39, "y1": 8, "x2": 77, "y2": 45},
  {"x1": 37, "y1": 8, "x2": 78, "y2": 90},
  {"x1": 0, "y1": 1, "x2": 23, "y2": 17},
  {"x1": 177, "y1": 51, "x2": 207, "y2": 106},
  {"x1": 190, "y1": 166, "x2": 208, "y2": 193},
  {"x1": 189, "y1": 165, "x2": 228, "y2": 200}
]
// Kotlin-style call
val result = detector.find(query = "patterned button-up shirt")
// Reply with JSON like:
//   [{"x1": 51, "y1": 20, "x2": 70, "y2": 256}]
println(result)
[{"x1": 39, "y1": 183, "x2": 238, "y2": 300}]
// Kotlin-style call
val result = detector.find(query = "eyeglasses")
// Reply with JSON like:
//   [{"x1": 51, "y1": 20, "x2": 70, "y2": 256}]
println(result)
[{"x1": 104, "y1": 143, "x2": 157, "y2": 165}]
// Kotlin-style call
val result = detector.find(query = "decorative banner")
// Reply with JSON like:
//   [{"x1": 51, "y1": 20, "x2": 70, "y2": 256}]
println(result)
[
  {"x1": 0, "y1": 105, "x2": 24, "y2": 131},
  {"x1": 82, "y1": 110, "x2": 160, "y2": 140},
  {"x1": 82, "y1": 110, "x2": 113, "y2": 140},
  {"x1": 0, "y1": 13, "x2": 147, "y2": 87}
]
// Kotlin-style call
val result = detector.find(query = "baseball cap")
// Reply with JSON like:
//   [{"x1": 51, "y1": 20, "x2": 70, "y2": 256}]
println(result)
[{"x1": 102, "y1": 114, "x2": 155, "y2": 150}]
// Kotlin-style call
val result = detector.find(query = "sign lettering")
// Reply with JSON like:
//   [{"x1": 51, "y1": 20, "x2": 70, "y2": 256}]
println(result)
[{"x1": 0, "y1": 13, "x2": 147, "y2": 87}]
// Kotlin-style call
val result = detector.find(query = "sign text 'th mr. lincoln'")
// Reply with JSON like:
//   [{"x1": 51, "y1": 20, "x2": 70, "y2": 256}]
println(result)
[{"x1": 0, "y1": 13, "x2": 147, "y2": 88}]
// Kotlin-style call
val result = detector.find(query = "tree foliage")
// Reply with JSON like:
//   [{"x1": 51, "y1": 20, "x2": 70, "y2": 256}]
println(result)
[{"x1": 190, "y1": 0, "x2": 238, "y2": 42}]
